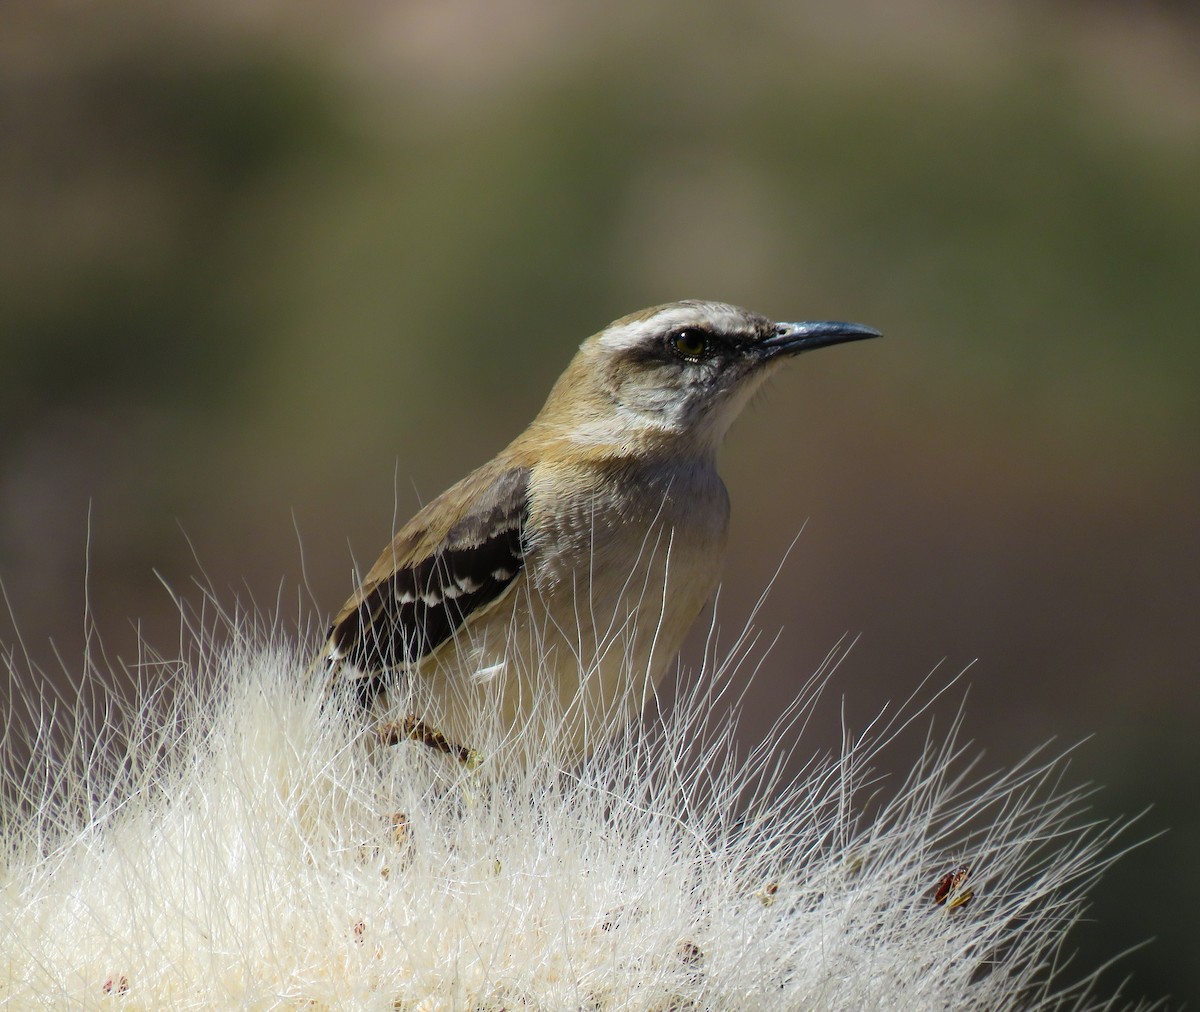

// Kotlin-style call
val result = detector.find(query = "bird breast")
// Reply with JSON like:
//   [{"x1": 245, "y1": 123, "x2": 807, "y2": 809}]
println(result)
[{"x1": 524, "y1": 454, "x2": 731, "y2": 655}]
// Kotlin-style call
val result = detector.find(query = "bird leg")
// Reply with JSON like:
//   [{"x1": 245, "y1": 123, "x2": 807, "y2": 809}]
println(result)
[{"x1": 377, "y1": 714, "x2": 482, "y2": 769}]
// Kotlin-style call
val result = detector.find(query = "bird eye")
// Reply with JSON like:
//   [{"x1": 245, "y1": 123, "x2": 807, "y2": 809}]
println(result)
[{"x1": 670, "y1": 328, "x2": 709, "y2": 360}]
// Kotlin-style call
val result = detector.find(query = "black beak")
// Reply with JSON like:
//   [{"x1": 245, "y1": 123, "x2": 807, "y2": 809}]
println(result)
[{"x1": 760, "y1": 320, "x2": 882, "y2": 358}]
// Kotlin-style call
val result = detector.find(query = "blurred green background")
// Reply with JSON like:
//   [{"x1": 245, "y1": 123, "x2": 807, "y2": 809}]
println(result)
[{"x1": 2, "y1": 0, "x2": 1197, "y2": 1002}]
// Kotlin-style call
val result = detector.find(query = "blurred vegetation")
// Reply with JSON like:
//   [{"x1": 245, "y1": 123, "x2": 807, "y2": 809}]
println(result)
[{"x1": 2, "y1": 0, "x2": 1198, "y2": 1003}]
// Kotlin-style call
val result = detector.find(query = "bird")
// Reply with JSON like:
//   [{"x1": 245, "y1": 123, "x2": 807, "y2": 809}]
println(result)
[{"x1": 313, "y1": 300, "x2": 880, "y2": 767}]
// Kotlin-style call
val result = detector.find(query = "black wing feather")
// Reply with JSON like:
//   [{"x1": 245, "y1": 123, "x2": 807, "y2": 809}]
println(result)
[{"x1": 330, "y1": 466, "x2": 529, "y2": 676}]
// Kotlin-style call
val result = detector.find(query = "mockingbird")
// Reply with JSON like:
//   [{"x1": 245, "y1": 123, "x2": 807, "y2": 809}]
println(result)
[{"x1": 314, "y1": 300, "x2": 879, "y2": 765}]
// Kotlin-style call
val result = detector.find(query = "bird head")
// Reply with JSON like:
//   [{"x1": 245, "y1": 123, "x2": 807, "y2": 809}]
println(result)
[{"x1": 534, "y1": 300, "x2": 881, "y2": 456}]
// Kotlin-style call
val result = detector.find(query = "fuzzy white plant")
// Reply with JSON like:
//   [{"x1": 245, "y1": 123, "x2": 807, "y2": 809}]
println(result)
[{"x1": 1, "y1": 594, "x2": 1146, "y2": 1010}]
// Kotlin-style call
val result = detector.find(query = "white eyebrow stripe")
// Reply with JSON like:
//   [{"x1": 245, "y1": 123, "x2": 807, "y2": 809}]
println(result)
[{"x1": 596, "y1": 303, "x2": 753, "y2": 354}]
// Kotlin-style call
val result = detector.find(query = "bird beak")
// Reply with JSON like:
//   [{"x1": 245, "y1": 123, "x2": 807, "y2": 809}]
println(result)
[{"x1": 760, "y1": 320, "x2": 882, "y2": 358}]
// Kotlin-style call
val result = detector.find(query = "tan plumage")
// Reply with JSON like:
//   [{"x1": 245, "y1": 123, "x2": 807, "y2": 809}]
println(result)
[{"x1": 315, "y1": 301, "x2": 880, "y2": 765}]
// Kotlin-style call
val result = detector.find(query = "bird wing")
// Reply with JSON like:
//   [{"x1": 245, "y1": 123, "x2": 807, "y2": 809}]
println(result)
[{"x1": 322, "y1": 464, "x2": 530, "y2": 683}]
